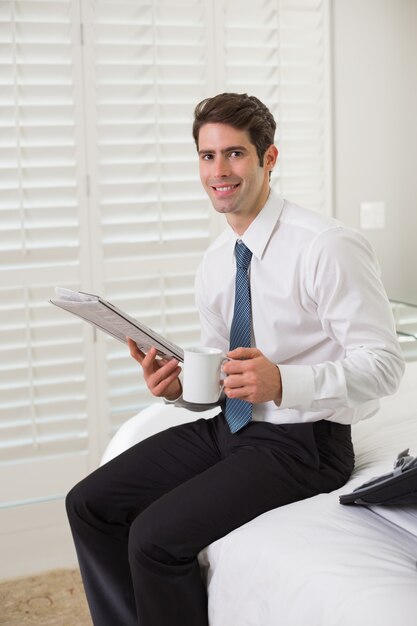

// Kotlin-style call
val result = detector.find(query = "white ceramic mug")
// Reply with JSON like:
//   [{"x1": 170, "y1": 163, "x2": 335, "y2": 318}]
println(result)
[{"x1": 182, "y1": 347, "x2": 227, "y2": 404}]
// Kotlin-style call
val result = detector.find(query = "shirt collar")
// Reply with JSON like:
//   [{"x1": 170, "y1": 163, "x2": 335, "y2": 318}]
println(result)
[{"x1": 226, "y1": 188, "x2": 284, "y2": 260}]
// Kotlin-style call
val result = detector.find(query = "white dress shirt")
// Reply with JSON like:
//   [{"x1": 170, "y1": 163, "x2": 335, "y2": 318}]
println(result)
[{"x1": 194, "y1": 189, "x2": 405, "y2": 425}]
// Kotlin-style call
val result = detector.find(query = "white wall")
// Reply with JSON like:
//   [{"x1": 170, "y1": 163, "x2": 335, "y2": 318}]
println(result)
[{"x1": 332, "y1": 0, "x2": 417, "y2": 304}]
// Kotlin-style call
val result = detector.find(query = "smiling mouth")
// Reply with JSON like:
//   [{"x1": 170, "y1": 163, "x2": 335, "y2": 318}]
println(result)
[{"x1": 211, "y1": 183, "x2": 240, "y2": 192}]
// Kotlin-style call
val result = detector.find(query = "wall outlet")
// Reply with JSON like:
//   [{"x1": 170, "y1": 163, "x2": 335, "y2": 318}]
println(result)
[{"x1": 360, "y1": 201, "x2": 386, "y2": 229}]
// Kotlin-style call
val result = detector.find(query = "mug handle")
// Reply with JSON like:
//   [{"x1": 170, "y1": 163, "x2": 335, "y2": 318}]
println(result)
[{"x1": 218, "y1": 355, "x2": 231, "y2": 399}]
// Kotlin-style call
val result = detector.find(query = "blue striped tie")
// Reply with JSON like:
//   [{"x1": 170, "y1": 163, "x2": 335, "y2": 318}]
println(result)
[{"x1": 225, "y1": 240, "x2": 253, "y2": 433}]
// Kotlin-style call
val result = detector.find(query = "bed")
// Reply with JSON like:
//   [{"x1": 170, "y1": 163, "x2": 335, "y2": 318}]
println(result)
[{"x1": 101, "y1": 360, "x2": 417, "y2": 626}]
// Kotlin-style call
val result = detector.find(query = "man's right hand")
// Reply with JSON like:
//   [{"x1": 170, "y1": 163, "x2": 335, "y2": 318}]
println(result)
[{"x1": 127, "y1": 338, "x2": 182, "y2": 401}]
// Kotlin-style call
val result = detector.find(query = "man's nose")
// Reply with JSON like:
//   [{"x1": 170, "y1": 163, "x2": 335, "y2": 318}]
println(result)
[{"x1": 213, "y1": 156, "x2": 230, "y2": 178}]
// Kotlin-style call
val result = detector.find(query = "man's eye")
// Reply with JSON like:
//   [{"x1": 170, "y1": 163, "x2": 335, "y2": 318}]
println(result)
[
  {"x1": 201, "y1": 154, "x2": 213, "y2": 160},
  {"x1": 229, "y1": 151, "x2": 242, "y2": 158}
]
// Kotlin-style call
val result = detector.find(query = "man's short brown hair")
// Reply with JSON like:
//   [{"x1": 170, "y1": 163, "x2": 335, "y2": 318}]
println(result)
[{"x1": 192, "y1": 93, "x2": 276, "y2": 167}]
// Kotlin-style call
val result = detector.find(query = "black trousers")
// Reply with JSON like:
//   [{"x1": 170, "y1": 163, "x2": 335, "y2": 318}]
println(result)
[{"x1": 66, "y1": 412, "x2": 354, "y2": 626}]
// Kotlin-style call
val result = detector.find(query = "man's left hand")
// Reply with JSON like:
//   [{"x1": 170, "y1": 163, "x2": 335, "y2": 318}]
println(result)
[{"x1": 223, "y1": 348, "x2": 282, "y2": 405}]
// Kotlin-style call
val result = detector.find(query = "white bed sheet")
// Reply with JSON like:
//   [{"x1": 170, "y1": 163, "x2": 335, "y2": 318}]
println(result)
[
  {"x1": 200, "y1": 363, "x2": 417, "y2": 626},
  {"x1": 201, "y1": 493, "x2": 417, "y2": 626}
]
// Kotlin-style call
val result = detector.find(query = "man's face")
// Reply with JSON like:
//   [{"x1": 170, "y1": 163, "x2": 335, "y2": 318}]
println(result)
[{"x1": 197, "y1": 123, "x2": 277, "y2": 230}]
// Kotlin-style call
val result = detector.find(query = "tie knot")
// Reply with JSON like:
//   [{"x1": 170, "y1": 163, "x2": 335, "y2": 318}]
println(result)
[{"x1": 235, "y1": 240, "x2": 252, "y2": 270}]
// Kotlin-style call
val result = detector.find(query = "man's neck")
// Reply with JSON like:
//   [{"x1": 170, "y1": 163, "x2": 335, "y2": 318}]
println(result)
[
  {"x1": 226, "y1": 188, "x2": 271, "y2": 236},
  {"x1": 227, "y1": 216, "x2": 253, "y2": 237}
]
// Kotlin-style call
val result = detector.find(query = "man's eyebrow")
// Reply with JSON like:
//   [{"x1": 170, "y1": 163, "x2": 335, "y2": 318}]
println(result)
[{"x1": 198, "y1": 145, "x2": 248, "y2": 156}]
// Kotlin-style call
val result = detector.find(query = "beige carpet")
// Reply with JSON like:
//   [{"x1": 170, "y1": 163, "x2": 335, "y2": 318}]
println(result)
[{"x1": 0, "y1": 569, "x2": 92, "y2": 626}]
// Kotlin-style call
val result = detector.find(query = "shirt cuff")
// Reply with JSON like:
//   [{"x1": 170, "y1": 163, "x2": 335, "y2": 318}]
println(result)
[
  {"x1": 163, "y1": 391, "x2": 183, "y2": 404},
  {"x1": 278, "y1": 364, "x2": 315, "y2": 409}
]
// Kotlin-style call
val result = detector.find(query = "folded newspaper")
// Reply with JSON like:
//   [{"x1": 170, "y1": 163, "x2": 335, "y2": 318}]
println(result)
[{"x1": 50, "y1": 288, "x2": 184, "y2": 361}]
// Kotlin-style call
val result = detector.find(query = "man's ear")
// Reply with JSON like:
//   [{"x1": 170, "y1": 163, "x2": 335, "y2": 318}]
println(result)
[{"x1": 264, "y1": 144, "x2": 279, "y2": 172}]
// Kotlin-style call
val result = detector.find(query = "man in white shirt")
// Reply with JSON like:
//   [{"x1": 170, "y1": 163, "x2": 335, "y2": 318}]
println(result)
[{"x1": 66, "y1": 93, "x2": 405, "y2": 626}]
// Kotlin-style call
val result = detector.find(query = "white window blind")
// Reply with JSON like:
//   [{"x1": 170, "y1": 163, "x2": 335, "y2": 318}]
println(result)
[
  {"x1": 0, "y1": 0, "x2": 330, "y2": 515},
  {"x1": 0, "y1": 0, "x2": 96, "y2": 505},
  {"x1": 81, "y1": 0, "x2": 217, "y2": 434},
  {"x1": 221, "y1": 0, "x2": 329, "y2": 211}
]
